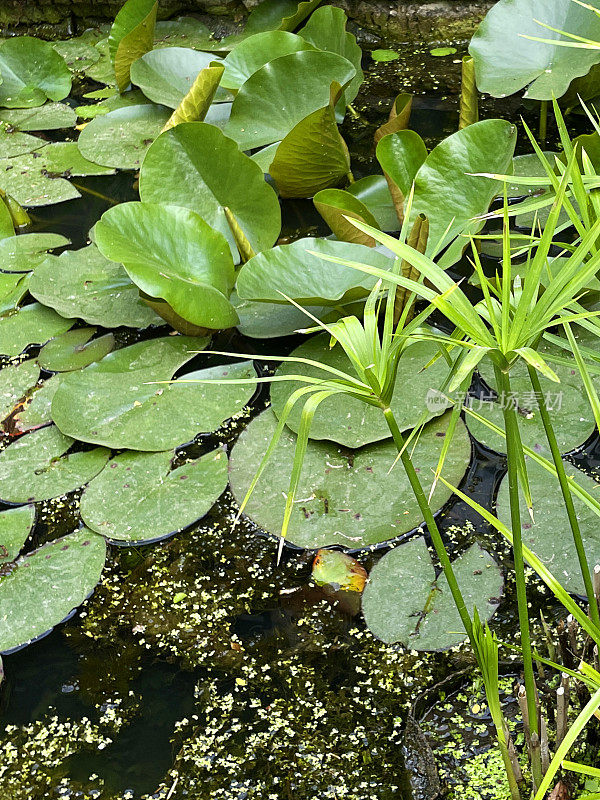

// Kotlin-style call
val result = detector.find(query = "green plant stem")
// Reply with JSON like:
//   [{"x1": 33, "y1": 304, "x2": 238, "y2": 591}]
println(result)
[
  {"x1": 381, "y1": 406, "x2": 473, "y2": 641},
  {"x1": 527, "y1": 365, "x2": 600, "y2": 628},
  {"x1": 494, "y1": 365, "x2": 543, "y2": 789}
]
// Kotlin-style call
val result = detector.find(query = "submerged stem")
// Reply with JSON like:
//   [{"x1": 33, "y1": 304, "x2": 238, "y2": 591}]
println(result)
[
  {"x1": 494, "y1": 365, "x2": 543, "y2": 788},
  {"x1": 528, "y1": 365, "x2": 600, "y2": 628}
]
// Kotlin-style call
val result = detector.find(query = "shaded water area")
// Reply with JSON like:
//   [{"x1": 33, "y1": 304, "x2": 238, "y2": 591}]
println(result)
[{"x1": 1, "y1": 32, "x2": 598, "y2": 800}]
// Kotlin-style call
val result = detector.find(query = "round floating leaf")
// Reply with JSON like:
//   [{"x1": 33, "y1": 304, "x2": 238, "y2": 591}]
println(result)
[
  {"x1": 10, "y1": 374, "x2": 61, "y2": 435},
  {"x1": 0, "y1": 359, "x2": 39, "y2": 422},
  {"x1": 244, "y1": 0, "x2": 323, "y2": 35},
  {"x1": 0, "y1": 103, "x2": 76, "y2": 131},
  {"x1": 153, "y1": 17, "x2": 217, "y2": 50},
  {"x1": 51, "y1": 339, "x2": 256, "y2": 451},
  {"x1": 497, "y1": 457, "x2": 600, "y2": 595},
  {"x1": 229, "y1": 408, "x2": 471, "y2": 549},
  {"x1": 0, "y1": 233, "x2": 70, "y2": 273},
  {"x1": 0, "y1": 272, "x2": 30, "y2": 316},
  {"x1": 298, "y1": 6, "x2": 363, "y2": 105},
  {"x1": 0, "y1": 528, "x2": 106, "y2": 654},
  {"x1": 0, "y1": 143, "x2": 116, "y2": 207},
  {"x1": 109, "y1": 0, "x2": 157, "y2": 92},
  {"x1": 236, "y1": 237, "x2": 392, "y2": 305},
  {"x1": 312, "y1": 549, "x2": 367, "y2": 592},
  {"x1": 430, "y1": 47, "x2": 457, "y2": 57},
  {"x1": 75, "y1": 89, "x2": 151, "y2": 120},
  {"x1": 313, "y1": 187, "x2": 379, "y2": 245},
  {"x1": 465, "y1": 342, "x2": 595, "y2": 454},
  {"x1": 346, "y1": 175, "x2": 399, "y2": 232},
  {"x1": 362, "y1": 538, "x2": 503, "y2": 649},
  {"x1": 270, "y1": 333, "x2": 452, "y2": 447},
  {"x1": 85, "y1": 38, "x2": 116, "y2": 86},
  {"x1": 0, "y1": 303, "x2": 73, "y2": 357},
  {"x1": 139, "y1": 122, "x2": 281, "y2": 262},
  {"x1": 469, "y1": 0, "x2": 600, "y2": 100},
  {"x1": 224, "y1": 50, "x2": 356, "y2": 149},
  {"x1": 221, "y1": 31, "x2": 313, "y2": 91},
  {"x1": 0, "y1": 125, "x2": 46, "y2": 159},
  {"x1": 38, "y1": 329, "x2": 115, "y2": 372},
  {"x1": 94, "y1": 202, "x2": 238, "y2": 330},
  {"x1": 232, "y1": 292, "x2": 330, "y2": 338},
  {"x1": 29, "y1": 244, "x2": 162, "y2": 329},
  {"x1": 130, "y1": 47, "x2": 230, "y2": 107},
  {"x1": 77, "y1": 105, "x2": 171, "y2": 170},
  {"x1": 0, "y1": 425, "x2": 110, "y2": 504},
  {"x1": 371, "y1": 49, "x2": 399, "y2": 62},
  {"x1": 0, "y1": 37, "x2": 71, "y2": 109},
  {"x1": 0, "y1": 505, "x2": 36, "y2": 563},
  {"x1": 53, "y1": 38, "x2": 102, "y2": 72},
  {"x1": 80, "y1": 447, "x2": 228, "y2": 542}
]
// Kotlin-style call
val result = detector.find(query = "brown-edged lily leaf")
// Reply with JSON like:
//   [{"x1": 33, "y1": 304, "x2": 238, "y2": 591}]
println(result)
[
  {"x1": 269, "y1": 81, "x2": 351, "y2": 197},
  {"x1": 312, "y1": 549, "x2": 367, "y2": 592},
  {"x1": 374, "y1": 93, "x2": 412, "y2": 143},
  {"x1": 0, "y1": 360, "x2": 40, "y2": 423},
  {"x1": 313, "y1": 187, "x2": 380, "y2": 245}
]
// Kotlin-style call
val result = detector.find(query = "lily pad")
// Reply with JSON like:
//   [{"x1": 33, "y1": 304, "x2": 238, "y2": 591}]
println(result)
[
  {"x1": 0, "y1": 143, "x2": 116, "y2": 207},
  {"x1": 50, "y1": 339, "x2": 257, "y2": 451},
  {"x1": 0, "y1": 233, "x2": 70, "y2": 272},
  {"x1": 53, "y1": 38, "x2": 102, "y2": 72},
  {"x1": 80, "y1": 447, "x2": 228, "y2": 543},
  {"x1": 0, "y1": 125, "x2": 46, "y2": 159},
  {"x1": 75, "y1": 89, "x2": 151, "y2": 120},
  {"x1": 229, "y1": 408, "x2": 471, "y2": 549},
  {"x1": 232, "y1": 293, "x2": 330, "y2": 338},
  {"x1": 38, "y1": 329, "x2": 115, "y2": 372},
  {"x1": 465, "y1": 342, "x2": 596, "y2": 454},
  {"x1": 77, "y1": 105, "x2": 171, "y2": 170},
  {"x1": 430, "y1": 47, "x2": 457, "y2": 57},
  {"x1": 313, "y1": 187, "x2": 380, "y2": 245},
  {"x1": 130, "y1": 47, "x2": 230, "y2": 107},
  {"x1": 84, "y1": 38, "x2": 116, "y2": 86},
  {"x1": 29, "y1": 244, "x2": 162, "y2": 328},
  {"x1": 469, "y1": 0, "x2": 600, "y2": 100},
  {"x1": 153, "y1": 17, "x2": 218, "y2": 50},
  {"x1": 312, "y1": 549, "x2": 367, "y2": 591},
  {"x1": 0, "y1": 528, "x2": 106, "y2": 654},
  {"x1": 236, "y1": 237, "x2": 392, "y2": 305},
  {"x1": 244, "y1": 0, "x2": 323, "y2": 35},
  {"x1": 10, "y1": 374, "x2": 61, "y2": 434},
  {"x1": 221, "y1": 31, "x2": 313, "y2": 91},
  {"x1": 0, "y1": 359, "x2": 39, "y2": 422},
  {"x1": 362, "y1": 538, "x2": 503, "y2": 649},
  {"x1": 0, "y1": 37, "x2": 71, "y2": 108},
  {"x1": 0, "y1": 505, "x2": 36, "y2": 563},
  {"x1": 346, "y1": 175, "x2": 399, "y2": 232},
  {"x1": 0, "y1": 303, "x2": 73, "y2": 357},
  {"x1": 371, "y1": 49, "x2": 399, "y2": 62},
  {"x1": 94, "y1": 202, "x2": 238, "y2": 330},
  {"x1": 139, "y1": 122, "x2": 281, "y2": 262},
  {"x1": 0, "y1": 272, "x2": 30, "y2": 315},
  {"x1": 0, "y1": 103, "x2": 76, "y2": 131},
  {"x1": 270, "y1": 333, "x2": 453, "y2": 447},
  {"x1": 497, "y1": 457, "x2": 600, "y2": 595},
  {"x1": 0, "y1": 425, "x2": 110, "y2": 504},
  {"x1": 109, "y1": 0, "x2": 157, "y2": 92},
  {"x1": 224, "y1": 50, "x2": 356, "y2": 149}
]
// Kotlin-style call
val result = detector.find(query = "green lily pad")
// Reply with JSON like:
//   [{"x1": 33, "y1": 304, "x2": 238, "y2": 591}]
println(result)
[
  {"x1": 346, "y1": 175, "x2": 399, "y2": 232},
  {"x1": 0, "y1": 359, "x2": 39, "y2": 422},
  {"x1": 497, "y1": 457, "x2": 600, "y2": 595},
  {"x1": 430, "y1": 47, "x2": 457, "y2": 57},
  {"x1": 139, "y1": 122, "x2": 281, "y2": 263},
  {"x1": 0, "y1": 528, "x2": 106, "y2": 654},
  {"x1": 232, "y1": 292, "x2": 330, "y2": 338},
  {"x1": 0, "y1": 303, "x2": 73, "y2": 357},
  {"x1": 469, "y1": 0, "x2": 600, "y2": 100},
  {"x1": 465, "y1": 342, "x2": 596, "y2": 454},
  {"x1": 130, "y1": 47, "x2": 230, "y2": 107},
  {"x1": 376, "y1": 129, "x2": 428, "y2": 199},
  {"x1": 298, "y1": 5, "x2": 363, "y2": 105},
  {"x1": 0, "y1": 37, "x2": 71, "y2": 109},
  {"x1": 0, "y1": 272, "x2": 31, "y2": 315},
  {"x1": 95, "y1": 202, "x2": 238, "y2": 330},
  {"x1": 221, "y1": 31, "x2": 314, "y2": 91},
  {"x1": 0, "y1": 233, "x2": 70, "y2": 273},
  {"x1": 0, "y1": 103, "x2": 77, "y2": 131},
  {"x1": 50, "y1": 338, "x2": 257, "y2": 451},
  {"x1": 0, "y1": 505, "x2": 36, "y2": 563},
  {"x1": 29, "y1": 244, "x2": 162, "y2": 329},
  {"x1": 80, "y1": 447, "x2": 228, "y2": 543},
  {"x1": 0, "y1": 143, "x2": 116, "y2": 207},
  {"x1": 77, "y1": 104, "x2": 171, "y2": 170},
  {"x1": 153, "y1": 17, "x2": 218, "y2": 50},
  {"x1": 75, "y1": 88, "x2": 151, "y2": 120},
  {"x1": 224, "y1": 50, "x2": 356, "y2": 149},
  {"x1": 270, "y1": 332, "x2": 453, "y2": 447},
  {"x1": 109, "y1": 0, "x2": 157, "y2": 92},
  {"x1": 53, "y1": 38, "x2": 102, "y2": 72},
  {"x1": 84, "y1": 38, "x2": 116, "y2": 86},
  {"x1": 362, "y1": 538, "x2": 503, "y2": 649},
  {"x1": 371, "y1": 49, "x2": 399, "y2": 62},
  {"x1": 0, "y1": 125, "x2": 46, "y2": 159},
  {"x1": 312, "y1": 549, "x2": 367, "y2": 592},
  {"x1": 0, "y1": 425, "x2": 110, "y2": 504},
  {"x1": 243, "y1": 0, "x2": 323, "y2": 35},
  {"x1": 38, "y1": 329, "x2": 115, "y2": 372},
  {"x1": 236, "y1": 237, "x2": 392, "y2": 305},
  {"x1": 229, "y1": 408, "x2": 471, "y2": 549},
  {"x1": 10, "y1": 374, "x2": 61, "y2": 435}
]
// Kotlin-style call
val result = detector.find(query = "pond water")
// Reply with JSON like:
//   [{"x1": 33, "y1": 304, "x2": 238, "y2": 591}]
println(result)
[{"x1": 0, "y1": 32, "x2": 596, "y2": 800}]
